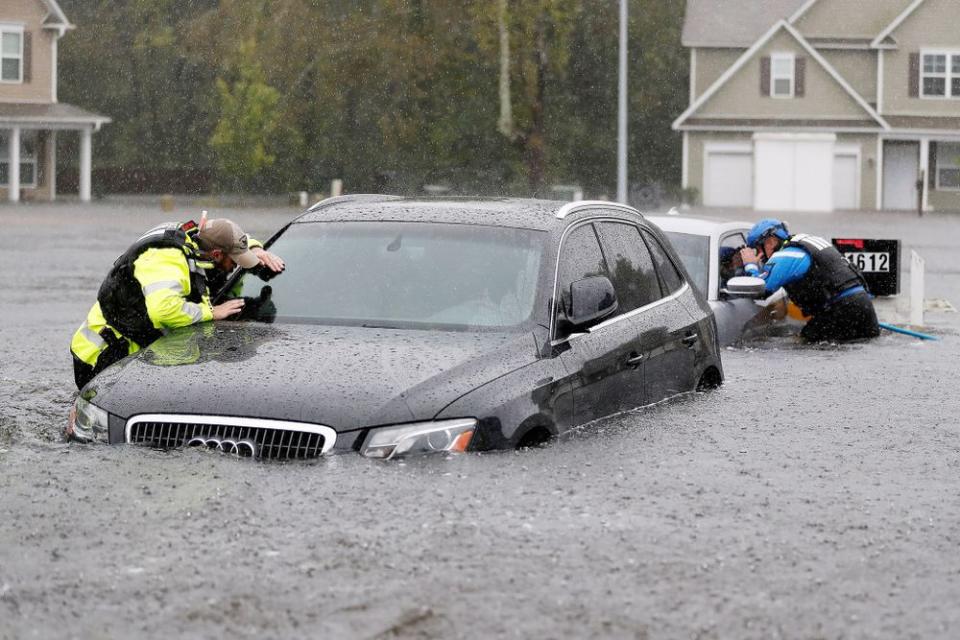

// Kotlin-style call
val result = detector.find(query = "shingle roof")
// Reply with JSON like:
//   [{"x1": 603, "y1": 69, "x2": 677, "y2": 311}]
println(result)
[{"x1": 682, "y1": 0, "x2": 809, "y2": 47}]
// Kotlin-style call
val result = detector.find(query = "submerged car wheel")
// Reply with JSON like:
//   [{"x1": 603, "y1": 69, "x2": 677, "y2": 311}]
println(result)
[
  {"x1": 696, "y1": 367, "x2": 723, "y2": 392},
  {"x1": 517, "y1": 426, "x2": 552, "y2": 449}
]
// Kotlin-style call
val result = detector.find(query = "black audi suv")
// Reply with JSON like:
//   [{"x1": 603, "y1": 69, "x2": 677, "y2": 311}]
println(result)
[{"x1": 69, "y1": 196, "x2": 723, "y2": 459}]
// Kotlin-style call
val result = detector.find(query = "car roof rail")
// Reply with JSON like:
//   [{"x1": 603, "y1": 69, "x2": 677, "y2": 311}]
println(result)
[
  {"x1": 555, "y1": 200, "x2": 644, "y2": 220},
  {"x1": 305, "y1": 193, "x2": 404, "y2": 213}
]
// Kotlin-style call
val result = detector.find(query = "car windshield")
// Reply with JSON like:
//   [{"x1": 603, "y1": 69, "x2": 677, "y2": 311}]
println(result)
[
  {"x1": 662, "y1": 231, "x2": 710, "y2": 296},
  {"x1": 235, "y1": 221, "x2": 546, "y2": 331}
]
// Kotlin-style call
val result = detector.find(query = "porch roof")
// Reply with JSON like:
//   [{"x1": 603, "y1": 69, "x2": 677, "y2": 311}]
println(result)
[
  {"x1": 0, "y1": 103, "x2": 111, "y2": 128},
  {"x1": 885, "y1": 115, "x2": 960, "y2": 132},
  {"x1": 684, "y1": 117, "x2": 882, "y2": 130}
]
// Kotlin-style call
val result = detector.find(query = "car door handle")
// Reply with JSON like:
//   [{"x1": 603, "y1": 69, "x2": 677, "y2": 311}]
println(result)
[
  {"x1": 681, "y1": 333, "x2": 699, "y2": 347},
  {"x1": 626, "y1": 353, "x2": 645, "y2": 367}
]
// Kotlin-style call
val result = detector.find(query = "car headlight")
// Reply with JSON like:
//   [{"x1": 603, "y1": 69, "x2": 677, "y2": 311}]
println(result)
[
  {"x1": 67, "y1": 394, "x2": 110, "y2": 442},
  {"x1": 360, "y1": 418, "x2": 477, "y2": 460}
]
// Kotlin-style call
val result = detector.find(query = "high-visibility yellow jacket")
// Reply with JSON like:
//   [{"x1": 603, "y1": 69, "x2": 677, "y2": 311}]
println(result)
[{"x1": 71, "y1": 245, "x2": 214, "y2": 368}]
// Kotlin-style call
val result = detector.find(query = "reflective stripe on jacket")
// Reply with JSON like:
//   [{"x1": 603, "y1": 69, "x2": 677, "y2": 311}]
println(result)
[
  {"x1": 134, "y1": 247, "x2": 214, "y2": 329},
  {"x1": 70, "y1": 302, "x2": 141, "y2": 367}
]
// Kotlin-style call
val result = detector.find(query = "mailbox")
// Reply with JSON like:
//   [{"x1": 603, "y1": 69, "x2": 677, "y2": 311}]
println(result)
[{"x1": 831, "y1": 238, "x2": 900, "y2": 296}]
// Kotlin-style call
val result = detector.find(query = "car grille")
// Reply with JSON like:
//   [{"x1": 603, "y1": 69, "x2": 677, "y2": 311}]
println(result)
[{"x1": 125, "y1": 414, "x2": 337, "y2": 460}]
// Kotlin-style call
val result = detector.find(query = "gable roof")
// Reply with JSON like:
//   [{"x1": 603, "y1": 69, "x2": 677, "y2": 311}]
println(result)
[
  {"x1": 871, "y1": 0, "x2": 925, "y2": 47},
  {"x1": 682, "y1": 0, "x2": 808, "y2": 47},
  {"x1": 673, "y1": 20, "x2": 889, "y2": 130},
  {"x1": 40, "y1": 0, "x2": 73, "y2": 30}
]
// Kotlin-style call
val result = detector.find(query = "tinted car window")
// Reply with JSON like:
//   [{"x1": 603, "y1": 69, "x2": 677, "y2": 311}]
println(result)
[
  {"x1": 236, "y1": 221, "x2": 546, "y2": 330},
  {"x1": 721, "y1": 232, "x2": 747, "y2": 251},
  {"x1": 641, "y1": 229, "x2": 686, "y2": 295},
  {"x1": 596, "y1": 222, "x2": 661, "y2": 312},
  {"x1": 719, "y1": 232, "x2": 748, "y2": 288},
  {"x1": 557, "y1": 223, "x2": 609, "y2": 311}
]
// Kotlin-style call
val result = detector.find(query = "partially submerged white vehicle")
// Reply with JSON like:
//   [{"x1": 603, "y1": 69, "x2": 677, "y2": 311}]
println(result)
[{"x1": 648, "y1": 215, "x2": 792, "y2": 346}]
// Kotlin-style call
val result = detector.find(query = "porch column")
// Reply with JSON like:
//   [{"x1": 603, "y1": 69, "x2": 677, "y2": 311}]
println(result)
[
  {"x1": 8, "y1": 126, "x2": 20, "y2": 203},
  {"x1": 79, "y1": 127, "x2": 92, "y2": 203},
  {"x1": 48, "y1": 131, "x2": 57, "y2": 202},
  {"x1": 876, "y1": 137, "x2": 884, "y2": 210},
  {"x1": 919, "y1": 138, "x2": 930, "y2": 212}
]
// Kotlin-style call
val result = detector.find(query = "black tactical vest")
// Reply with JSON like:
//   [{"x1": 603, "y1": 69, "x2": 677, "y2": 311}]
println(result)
[
  {"x1": 781, "y1": 234, "x2": 867, "y2": 316},
  {"x1": 97, "y1": 223, "x2": 208, "y2": 348}
]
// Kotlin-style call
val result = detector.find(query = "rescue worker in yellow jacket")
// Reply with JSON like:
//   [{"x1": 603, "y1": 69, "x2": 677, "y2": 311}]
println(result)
[{"x1": 70, "y1": 217, "x2": 284, "y2": 390}]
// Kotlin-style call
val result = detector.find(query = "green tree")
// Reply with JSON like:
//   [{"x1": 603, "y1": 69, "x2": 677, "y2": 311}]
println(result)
[
  {"x1": 59, "y1": 0, "x2": 219, "y2": 172},
  {"x1": 209, "y1": 39, "x2": 285, "y2": 191},
  {"x1": 478, "y1": 0, "x2": 579, "y2": 193},
  {"x1": 58, "y1": 0, "x2": 689, "y2": 198}
]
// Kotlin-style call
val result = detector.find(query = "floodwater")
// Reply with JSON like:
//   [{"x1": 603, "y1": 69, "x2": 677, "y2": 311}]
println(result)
[{"x1": 2, "y1": 202, "x2": 959, "y2": 639}]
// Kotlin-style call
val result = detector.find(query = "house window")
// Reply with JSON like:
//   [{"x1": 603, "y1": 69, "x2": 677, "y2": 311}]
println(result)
[
  {"x1": 921, "y1": 51, "x2": 960, "y2": 98},
  {"x1": 771, "y1": 53, "x2": 795, "y2": 98},
  {"x1": 0, "y1": 131, "x2": 38, "y2": 187},
  {"x1": 0, "y1": 27, "x2": 23, "y2": 83},
  {"x1": 936, "y1": 142, "x2": 960, "y2": 190}
]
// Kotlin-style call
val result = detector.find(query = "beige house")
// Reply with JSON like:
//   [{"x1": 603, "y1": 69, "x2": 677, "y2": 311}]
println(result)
[
  {"x1": 675, "y1": 0, "x2": 960, "y2": 212},
  {"x1": 0, "y1": 0, "x2": 109, "y2": 203}
]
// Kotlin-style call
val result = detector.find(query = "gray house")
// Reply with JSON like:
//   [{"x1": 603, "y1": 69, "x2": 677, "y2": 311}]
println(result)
[
  {"x1": 675, "y1": 0, "x2": 960, "y2": 212},
  {"x1": 0, "y1": 0, "x2": 110, "y2": 203}
]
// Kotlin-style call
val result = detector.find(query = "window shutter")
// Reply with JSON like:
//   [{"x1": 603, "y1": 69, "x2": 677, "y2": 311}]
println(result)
[
  {"x1": 909, "y1": 52, "x2": 920, "y2": 97},
  {"x1": 795, "y1": 57, "x2": 806, "y2": 97},
  {"x1": 22, "y1": 32, "x2": 31, "y2": 83},
  {"x1": 929, "y1": 142, "x2": 937, "y2": 188},
  {"x1": 760, "y1": 56, "x2": 771, "y2": 96}
]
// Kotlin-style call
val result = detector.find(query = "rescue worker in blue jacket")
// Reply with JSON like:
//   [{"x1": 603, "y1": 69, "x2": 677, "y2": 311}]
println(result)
[
  {"x1": 738, "y1": 218, "x2": 879, "y2": 342},
  {"x1": 70, "y1": 218, "x2": 284, "y2": 390}
]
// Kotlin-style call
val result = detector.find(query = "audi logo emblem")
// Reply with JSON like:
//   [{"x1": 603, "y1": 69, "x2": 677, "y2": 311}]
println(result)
[{"x1": 186, "y1": 436, "x2": 258, "y2": 458}]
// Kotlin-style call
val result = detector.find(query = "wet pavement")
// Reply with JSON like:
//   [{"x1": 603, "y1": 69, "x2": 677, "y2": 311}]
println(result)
[{"x1": 1, "y1": 202, "x2": 959, "y2": 639}]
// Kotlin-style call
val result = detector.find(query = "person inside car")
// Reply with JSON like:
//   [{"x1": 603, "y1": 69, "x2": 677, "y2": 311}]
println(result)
[
  {"x1": 719, "y1": 245, "x2": 744, "y2": 288},
  {"x1": 70, "y1": 217, "x2": 284, "y2": 390},
  {"x1": 738, "y1": 218, "x2": 879, "y2": 343}
]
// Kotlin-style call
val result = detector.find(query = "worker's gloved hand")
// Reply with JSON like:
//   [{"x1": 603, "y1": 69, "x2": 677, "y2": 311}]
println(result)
[
  {"x1": 236, "y1": 286, "x2": 274, "y2": 321},
  {"x1": 249, "y1": 263, "x2": 283, "y2": 282}
]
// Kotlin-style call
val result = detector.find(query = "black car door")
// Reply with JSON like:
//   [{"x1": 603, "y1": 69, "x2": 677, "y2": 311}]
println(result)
[
  {"x1": 638, "y1": 228, "x2": 701, "y2": 401},
  {"x1": 554, "y1": 222, "x2": 647, "y2": 425}
]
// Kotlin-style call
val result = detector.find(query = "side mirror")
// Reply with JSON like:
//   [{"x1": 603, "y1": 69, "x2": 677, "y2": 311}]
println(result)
[
  {"x1": 721, "y1": 276, "x2": 767, "y2": 299},
  {"x1": 566, "y1": 276, "x2": 619, "y2": 329}
]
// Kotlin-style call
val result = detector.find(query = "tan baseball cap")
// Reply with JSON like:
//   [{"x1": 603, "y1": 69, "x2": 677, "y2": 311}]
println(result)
[{"x1": 196, "y1": 218, "x2": 259, "y2": 269}]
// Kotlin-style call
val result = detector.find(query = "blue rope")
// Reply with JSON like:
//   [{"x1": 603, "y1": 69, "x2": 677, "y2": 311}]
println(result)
[{"x1": 879, "y1": 322, "x2": 939, "y2": 341}]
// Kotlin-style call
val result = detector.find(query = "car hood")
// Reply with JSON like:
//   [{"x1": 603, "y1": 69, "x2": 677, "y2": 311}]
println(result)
[{"x1": 93, "y1": 321, "x2": 538, "y2": 432}]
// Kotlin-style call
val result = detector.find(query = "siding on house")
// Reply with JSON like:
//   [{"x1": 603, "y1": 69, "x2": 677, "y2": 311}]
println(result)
[
  {"x1": 883, "y1": 0, "x2": 960, "y2": 116},
  {"x1": 695, "y1": 30, "x2": 872, "y2": 121},
  {"x1": 694, "y1": 49, "x2": 744, "y2": 100},
  {"x1": 928, "y1": 191, "x2": 960, "y2": 211},
  {"x1": 821, "y1": 50, "x2": 877, "y2": 104},
  {"x1": 0, "y1": 0, "x2": 55, "y2": 104}
]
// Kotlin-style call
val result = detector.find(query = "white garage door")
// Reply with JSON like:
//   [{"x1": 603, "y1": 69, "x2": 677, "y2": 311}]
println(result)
[
  {"x1": 704, "y1": 148, "x2": 753, "y2": 207},
  {"x1": 833, "y1": 152, "x2": 859, "y2": 210},
  {"x1": 754, "y1": 133, "x2": 836, "y2": 212}
]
